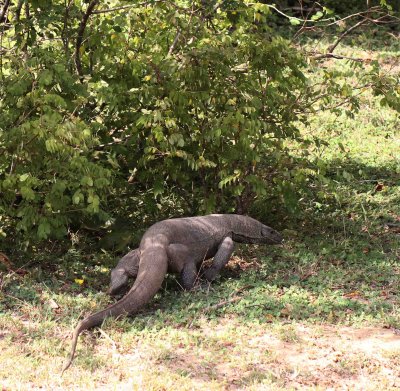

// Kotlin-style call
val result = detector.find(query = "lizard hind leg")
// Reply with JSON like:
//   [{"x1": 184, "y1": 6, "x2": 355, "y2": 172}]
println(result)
[
  {"x1": 167, "y1": 243, "x2": 200, "y2": 290},
  {"x1": 180, "y1": 261, "x2": 199, "y2": 290}
]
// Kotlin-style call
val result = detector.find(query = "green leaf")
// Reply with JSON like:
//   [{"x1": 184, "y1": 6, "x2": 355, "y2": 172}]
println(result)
[
  {"x1": 153, "y1": 179, "x2": 164, "y2": 197},
  {"x1": 289, "y1": 18, "x2": 301, "y2": 26},
  {"x1": 72, "y1": 190, "x2": 83, "y2": 205},
  {"x1": 38, "y1": 220, "x2": 51, "y2": 239},
  {"x1": 38, "y1": 69, "x2": 53, "y2": 86},
  {"x1": 20, "y1": 186, "x2": 35, "y2": 201},
  {"x1": 311, "y1": 11, "x2": 324, "y2": 21},
  {"x1": 81, "y1": 176, "x2": 94, "y2": 187}
]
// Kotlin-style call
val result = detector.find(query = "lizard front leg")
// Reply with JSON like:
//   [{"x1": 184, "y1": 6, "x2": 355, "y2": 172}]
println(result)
[{"x1": 203, "y1": 236, "x2": 235, "y2": 282}]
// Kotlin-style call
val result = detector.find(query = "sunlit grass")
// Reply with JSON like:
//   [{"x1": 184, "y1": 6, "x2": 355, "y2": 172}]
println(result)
[{"x1": 1, "y1": 30, "x2": 400, "y2": 389}]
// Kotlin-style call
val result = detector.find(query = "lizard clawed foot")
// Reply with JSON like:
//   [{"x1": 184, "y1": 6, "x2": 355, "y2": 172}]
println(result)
[
  {"x1": 203, "y1": 267, "x2": 218, "y2": 282},
  {"x1": 183, "y1": 278, "x2": 213, "y2": 292}
]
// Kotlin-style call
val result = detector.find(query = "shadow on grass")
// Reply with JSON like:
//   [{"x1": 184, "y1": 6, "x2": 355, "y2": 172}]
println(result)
[
  {"x1": 143, "y1": 157, "x2": 399, "y2": 328},
  {"x1": 1, "y1": 156, "x2": 399, "y2": 362}
]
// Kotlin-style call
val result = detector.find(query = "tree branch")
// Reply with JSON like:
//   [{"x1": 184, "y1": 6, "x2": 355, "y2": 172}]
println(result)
[
  {"x1": 0, "y1": 0, "x2": 10, "y2": 24},
  {"x1": 267, "y1": 3, "x2": 333, "y2": 24},
  {"x1": 321, "y1": 6, "x2": 383, "y2": 27},
  {"x1": 93, "y1": 5, "x2": 136, "y2": 14},
  {"x1": 312, "y1": 53, "x2": 366, "y2": 62},
  {"x1": 93, "y1": 134, "x2": 133, "y2": 151},
  {"x1": 168, "y1": 29, "x2": 181, "y2": 56},
  {"x1": 93, "y1": 1, "x2": 164, "y2": 14},
  {"x1": 75, "y1": 0, "x2": 99, "y2": 79},
  {"x1": 327, "y1": 18, "x2": 368, "y2": 54},
  {"x1": 15, "y1": 0, "x2": 24, "y2": 23}
]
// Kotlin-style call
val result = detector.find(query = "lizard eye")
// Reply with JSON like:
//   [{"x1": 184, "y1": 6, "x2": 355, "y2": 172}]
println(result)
[{"x1": 261, "y1": 226, "x2": 271, "y2": 236}]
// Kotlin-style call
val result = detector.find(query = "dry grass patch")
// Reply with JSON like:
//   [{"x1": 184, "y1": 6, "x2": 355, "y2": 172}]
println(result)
[{"x1": 15, "y1": 319, "x2": 396, "y2": 390}]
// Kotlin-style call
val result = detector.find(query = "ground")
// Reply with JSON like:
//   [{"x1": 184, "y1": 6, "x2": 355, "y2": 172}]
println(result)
[
  {"x1": 1, "y1": 300, "x2": 400, "y2": 390},
  {"x1": 1, "y1": 25, "x2": 400, "y2": 391}
]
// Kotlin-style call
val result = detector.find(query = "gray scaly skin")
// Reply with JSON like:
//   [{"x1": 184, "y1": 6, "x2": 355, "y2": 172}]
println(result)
[
  {"x1": 62, "y1": 214, "x2": 283, "y2": 372},
  {"x1": 108, "y1": 249, "x2": 140, "y2": 296}
]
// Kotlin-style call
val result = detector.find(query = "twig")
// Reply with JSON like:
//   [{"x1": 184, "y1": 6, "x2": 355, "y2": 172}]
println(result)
[
  {"x1": 386, "y1": 223, "x2": 400, "y2": 228},
  {"x1": 4, "y1": 293, "x2": 35, "y2": 307},
  {"x1": 229, "y1": 284, "x2": 254, "y2": 297},
  {"x1": 168, "y1": 2, "x2": 196, "y2": 56},
  {"x1": 98, "y1": 328, "x2": 117, "y2": 350},
  {"x1": 292, "y1": 2, "x2": 318, "y2": 41},
  {"x1": 202, "y1": 284, "x2": 253, "y2": 312},
  {"x1": 300, "y1": 84, "x2": 372, "y2": 114},
  {"x1": 203, "y1": 296, "x2": 241, "y2": 312}
]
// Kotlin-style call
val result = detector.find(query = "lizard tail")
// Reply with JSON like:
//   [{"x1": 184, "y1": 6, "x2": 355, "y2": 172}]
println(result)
[{"x1": 62, "y1": 246, "x2": 168, "y2": 373}]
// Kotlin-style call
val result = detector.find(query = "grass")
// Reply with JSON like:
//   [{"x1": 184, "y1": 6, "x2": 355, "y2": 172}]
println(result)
[{"x1": 1, "y1": 32, "x2": 400, "y2": 389}]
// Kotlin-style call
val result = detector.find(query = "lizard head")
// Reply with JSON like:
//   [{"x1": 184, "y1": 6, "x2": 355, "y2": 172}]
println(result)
[
  {"x1": 108, "y1": 268, "x2": 130, "y2": 296},
  {"x1": 260, "y1": 224, "x2": 283, "y2": 244},
  {"x1": 108, "y1": 249, "x2": 140, "y2": 297}
]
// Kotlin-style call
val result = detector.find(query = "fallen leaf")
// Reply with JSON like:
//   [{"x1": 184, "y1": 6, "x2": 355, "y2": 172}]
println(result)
[
  {"x1": 48, "y1": 298, "x2": 59, "y2": 309},
  {"x1": 265, "y1": 314, "x2": 275, "y2": 322},
  {"x1": 0, "y1": 252, "x2": 13, "y2": 269},
  {"x1": 15, "y1": 268, "x2": 28, "y2": 276},
  {"x1": 344, "y1": 291, "x2": 360, "y2": 298}
]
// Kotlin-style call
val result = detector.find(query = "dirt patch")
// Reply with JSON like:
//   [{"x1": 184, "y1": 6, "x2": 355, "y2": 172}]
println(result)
[
  {"x1": 261, "y1": 325, "x2": 400, "y2": 389},
  {"x1": 154, "y1": 322, "x2": 400, "y2": 390}
]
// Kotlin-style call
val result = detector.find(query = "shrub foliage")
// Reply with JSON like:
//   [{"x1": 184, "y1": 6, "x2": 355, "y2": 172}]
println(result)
[{"x1": 0, "y1": 1, "x2": 397, "y2": 243}]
